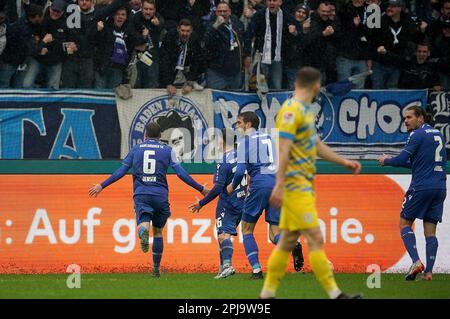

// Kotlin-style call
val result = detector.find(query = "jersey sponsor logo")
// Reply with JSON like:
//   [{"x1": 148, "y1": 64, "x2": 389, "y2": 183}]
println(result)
[
  {"x1": 310, "y1": 92, "x2": 335, "y2": 141},
  {"x1": 129, "y1": 96, "x2": 209, "y2": 161},
  {"x1": 282, "y1": 111, "x2": 295, "y2": 125}
]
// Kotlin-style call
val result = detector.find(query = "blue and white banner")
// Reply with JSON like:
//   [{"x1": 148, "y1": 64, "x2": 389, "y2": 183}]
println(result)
[
  {"x1": 429, "y1": 91, "x2": 450, "y2": 157},
  {"x1": 0, "y1": 90, "x2": 120, "y2": 159},
  {"x1": 213, "y1": 89, "x2": 428, "y2": 159}
]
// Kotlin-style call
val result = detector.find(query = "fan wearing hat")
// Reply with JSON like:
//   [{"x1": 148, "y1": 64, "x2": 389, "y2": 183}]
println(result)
[
  {"x1": 61, "y1": 0, "x2": 130, "y2": 88},
  {"x1": 22, "y1": 0, "x2": 68, "y2": 89},
  {"x1": 283, "y1": 3, "x2": 311, "y2": 90}
]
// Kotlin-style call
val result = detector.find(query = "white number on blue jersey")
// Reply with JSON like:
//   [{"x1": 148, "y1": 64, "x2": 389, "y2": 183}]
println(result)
[
  {"x1": 232, "y1": 166, "x2": 248, "y2": 190},
  {"x1": 261, "y1": 137, "x2": 276, "y2": 170},
  {"x1": 434, "y1": 136, "x2": 443, "y2": 162},
  {"x1": 143, "y1": 150, "x2": 156, "y2": 174}
]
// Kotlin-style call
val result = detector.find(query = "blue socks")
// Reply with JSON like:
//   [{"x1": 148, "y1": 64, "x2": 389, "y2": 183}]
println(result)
[
  {"x1": 243, "y1": 234, "x2": 261, "y2": 272},
  {"x1": 425, "y1": 236, "x2": 438, "y2": 273},
  {"x1": 401, "y1": 227, "x2": 419, "y2": 263},
  {"x1": 220, "y1": 239, "x2": 234, "y2": 268},
  {"x1": 152, "y1": 237, "x2": 163, "y2": 271},
  {"x1": 273, "y1": 233, "x2": 280, "y2": 245}
]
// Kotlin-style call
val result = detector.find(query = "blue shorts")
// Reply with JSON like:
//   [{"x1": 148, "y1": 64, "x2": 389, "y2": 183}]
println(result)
[
  {"x1": 216, "y1": 201, "x2": 242, "y2": 236},
  {"x1": 242, "y1": 187, "x2": 280, "y2": 225},
  {"x1": 401, "y1": 189, "x2": 446, "y2": 224},
  {"x1": 133, "y1": 194, "x2": 171, "y2": 228}
]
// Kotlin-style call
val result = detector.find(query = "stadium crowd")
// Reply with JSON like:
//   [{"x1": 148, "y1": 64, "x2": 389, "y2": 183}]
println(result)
[{"x1": 0, "y1": 0, "x2": 449, "y2": 93}]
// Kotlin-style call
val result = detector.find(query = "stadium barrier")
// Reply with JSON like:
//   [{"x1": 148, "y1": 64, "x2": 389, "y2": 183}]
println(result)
[
  {"x1": 0, "y1": 161, "x2": 448, "y2": 274},
  {"x1": 2, "y1": 88, "x2": 448, "y2": 160}
]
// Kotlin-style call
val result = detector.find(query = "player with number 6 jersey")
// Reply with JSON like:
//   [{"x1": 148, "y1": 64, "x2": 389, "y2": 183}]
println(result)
[
  {"x1": 379, "y1": 106, "x2": 447, "y2": 281},
  {"x1": 89, "y1": 122, "x2": 207, "y2": 277}
]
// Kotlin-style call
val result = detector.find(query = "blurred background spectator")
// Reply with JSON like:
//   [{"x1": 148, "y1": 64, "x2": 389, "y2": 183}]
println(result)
[{"x1": 0, "y1": 0, "x2": 448, "y2": 91}]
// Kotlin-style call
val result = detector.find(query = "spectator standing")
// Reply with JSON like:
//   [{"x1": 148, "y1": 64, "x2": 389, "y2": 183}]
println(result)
[
  {"x1": 371, "y1": 0, "x2": 417, "y2": 89},
  {"x1": 22, "y1": 0, "x2": 68, "y2": 89},
  {"x1": 204, "y1": 1, "x2": 246, "y2": 90},
  {"x1": 160, "y1": 19, "x2": 204, "y2": 96},
  {"x1": 388, "y1": 42, "x2": 442, "y2": 90},
  {"x1": 0, "y1": 3, "x2": 43, "y2": 88},
  {"x1": 336, "y1": 0, "x2": 371, "y2": 87},
  {"x1": 95, "y1": 6, "x2": 134, "y2": 89},
  {"x1": 283, "y1": 4, "x2": 310, "y2": 89},
  {"x1": 430, "y1": 17, "x2": 450, "y2": 90},
  {"x1": 427, "y1": 0, "x2": 450, "y2": 42},
  {"x1": 129, "y1": 0, "x2": 164, "y2": 88},
  {"x1": 305, "y1": 1, "x2": 340, "y2": 84},
  {"x1": 62, "y1": 0, "x2": 129, "y2": 88},
  {"x1": 245, "y1": 0, "x2": 298, "y2": 89}
]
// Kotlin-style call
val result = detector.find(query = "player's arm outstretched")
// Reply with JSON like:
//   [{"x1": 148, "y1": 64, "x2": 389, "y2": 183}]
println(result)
[
  {"x1": 89, "y1": 148, "x2": 135, "y2": 197},
  {"x1": 315, "y1": 136, "x2": 362, "y2": 174},
  {"x1": 378, "y1": 133, "x2": 419, "y2": 168},
  {"x1": 88, "y1": 163, "x2": 130, "y2": 197},
  {"x1": 170, "y1": 150, "x2": 209, "y2": 196},
  {"x1": 189, "y1": 162, "x2": 230, "y2": 213}
]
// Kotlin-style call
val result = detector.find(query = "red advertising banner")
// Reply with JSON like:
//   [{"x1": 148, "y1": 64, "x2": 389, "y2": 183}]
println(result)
[{"x1": 0, "y1": 175, "x2": 406, "y2": 273}]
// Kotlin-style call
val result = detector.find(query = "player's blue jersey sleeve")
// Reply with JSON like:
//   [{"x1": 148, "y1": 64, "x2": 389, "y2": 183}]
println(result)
[
  {"x1": 100, "y1": 148, "x2": 133, "y2": 188},
  {"x1": 385, "y1": 132, "x2": 421, "y2": 167},
  {"x1": 121, "y1": 147, "x2": 134, "y2": 167},
  {"x1": 403, "y1": 132, "x2": 422, "y2": 156},
  {"x1": 169, "y1": 146, "x2": 203, "y2": 192}
]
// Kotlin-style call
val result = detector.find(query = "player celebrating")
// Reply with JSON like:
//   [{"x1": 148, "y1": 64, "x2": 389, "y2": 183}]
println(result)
[
  {"x1": 260, "y1": 67, "x2": 362, "y2": 299},
  {"x1": 379, "y1": 106, "x2": 447, "y2": 281},
  {"x1": 227, "y1": 112, "x2": 304, "y2": 279},
  {"x1": 188, "y1": 128, "x2": 246, "y2": 279},
  {"x1": 89, "y1": 122, "x2": 208, "y2": 277}
]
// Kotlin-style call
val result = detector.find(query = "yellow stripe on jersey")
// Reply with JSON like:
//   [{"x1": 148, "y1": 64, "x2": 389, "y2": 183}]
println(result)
[{"x1": 276, "y1": 98, "x2": 317, "y2": 189}]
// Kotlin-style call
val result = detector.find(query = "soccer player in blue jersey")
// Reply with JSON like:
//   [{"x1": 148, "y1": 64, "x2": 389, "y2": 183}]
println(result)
[
  {"x1": 89, "y1": 122, "x2": 208, "y2": 277},
  {"x1": 227, "y1": 112, "x2": 304, "y2": 279},
  {"x1": 379, "y1": 106, "x2": 447, "y2": 281},
  {"x1": 189, "y1": 128, "x2": 247, "y2": 279}
]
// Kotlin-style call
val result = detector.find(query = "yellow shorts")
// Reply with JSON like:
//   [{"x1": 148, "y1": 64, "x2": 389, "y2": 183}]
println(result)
[{"x1": 279, "y1": 190, "x2": 319, "y2": 231}]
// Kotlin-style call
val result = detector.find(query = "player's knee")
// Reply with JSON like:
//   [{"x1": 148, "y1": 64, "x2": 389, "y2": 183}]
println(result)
[
  {"x1": 304, "y1": 229, "x2": 324, "y2": 249},
  {"x1": 217, "y1": 233, "x2": 226, "y2": 243},
  {"x1": 399, "y1": 219, "x2": 412, "y2": 230},
  {"x1": 241, "y1": 222, "x2": 254, "y2": 234},
  {"x1": 153, "y1": 227, "x2": 163, "y2": 237}
]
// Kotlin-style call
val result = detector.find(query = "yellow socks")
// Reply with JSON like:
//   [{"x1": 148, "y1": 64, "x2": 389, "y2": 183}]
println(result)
[
  {"x1": 309, "y1": 249, "x2": 341, "y2": 299},
  {"x1": 261, "y1": 247, "x2": 290, "y2": 297}
]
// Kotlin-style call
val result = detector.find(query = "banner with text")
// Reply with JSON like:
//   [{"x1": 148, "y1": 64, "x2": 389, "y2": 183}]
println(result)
[
  {"x1": 213, "y1": 89, "x2": 428, "y2": 159},
  {"x1": 0, "y1": 90, "x2": 120, "y2": 159},
  {"x1": 1, "y1": 174, "x2": 448, "y2": 274},
  {"x1": 116, "y1": 89, "x2": 215, "y2": 161},
  {"x1": 429, "y1": 91, "x2": 450, "y2": 157}
]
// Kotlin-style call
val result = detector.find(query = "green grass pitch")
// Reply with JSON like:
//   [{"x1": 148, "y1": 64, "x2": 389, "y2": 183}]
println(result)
[{"x1": 0, "y1": 273, "x2": 449, "y2": 299}]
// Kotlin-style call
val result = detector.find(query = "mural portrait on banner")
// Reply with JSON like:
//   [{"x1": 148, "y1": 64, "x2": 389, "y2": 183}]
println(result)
[{"x1": 116, "y1": 90, "x2": 215, "y2": 162}]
